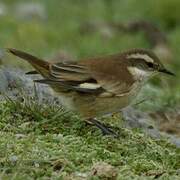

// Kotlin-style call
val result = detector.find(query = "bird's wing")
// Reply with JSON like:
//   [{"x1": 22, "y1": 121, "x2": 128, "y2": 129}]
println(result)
[
  {"x1": 39, "y1": 62, "x2": 104, "y2": 94},
  {"x1": 39, "y1": 58, "x2": 135, "y2": 96}
]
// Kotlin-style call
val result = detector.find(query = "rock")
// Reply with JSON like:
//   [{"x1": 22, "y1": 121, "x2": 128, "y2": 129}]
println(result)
[
  {"x1": 122, "y1": 107, "x2": 180, "y2": 147},
  {"x1": 0, "y1": 67, "x2": 58, "y2": 104},
  {"x1": 122, "y1": 106, "x2": 162, "y2": 139},
  {"x1": 122, "y1": 107, "x2": 157, "y2": 130}
]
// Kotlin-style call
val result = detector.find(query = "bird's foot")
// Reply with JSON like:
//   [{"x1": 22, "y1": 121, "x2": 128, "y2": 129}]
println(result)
[{"x1": 87, "y1": 118, "x2": 119, "y2": 138}]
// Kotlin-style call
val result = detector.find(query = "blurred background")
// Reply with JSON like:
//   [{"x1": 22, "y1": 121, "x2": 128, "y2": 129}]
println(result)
[{"x1": 0, "y1": 0, "x2": 180, "y2": 136}]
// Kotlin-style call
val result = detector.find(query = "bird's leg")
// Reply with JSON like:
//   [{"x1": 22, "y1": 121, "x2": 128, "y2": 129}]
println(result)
[{"x1": 86, "y1": 118, "x2": 119, "y2": 137}]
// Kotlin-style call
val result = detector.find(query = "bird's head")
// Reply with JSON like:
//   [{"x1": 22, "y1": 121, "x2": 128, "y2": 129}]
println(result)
[{"x1": 123, "y1": 49, "x2": 175, "y2": 81}]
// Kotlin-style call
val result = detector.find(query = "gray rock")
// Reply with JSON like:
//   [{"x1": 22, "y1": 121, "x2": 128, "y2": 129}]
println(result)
[
  {"x1": 0, "y1": 67, "x2": 58, "y2": 104},
  {"x1": 122, "y1": 107, "x2": 153, "y2": 128},
  {"x1": 122, "y1": 107, "x2": 161, "y2": 138},
  {"x1": 122, "y1": 107, "x2": 180, "y2": 147}
]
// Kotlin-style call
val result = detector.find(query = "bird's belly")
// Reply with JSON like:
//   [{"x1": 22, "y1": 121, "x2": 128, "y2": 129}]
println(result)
[
  {"x1": 72, "y1": 84, "x2": 142, "y2": 118},
  {"x1": 62, "y1": 93, "x2": 135, "y2": 118},
  {"x1": 78, "y1": 96, "x2": 130, "y2": 118},
  {"x1": 53, "y1": 84, "x2": 142, "y2": 119}
]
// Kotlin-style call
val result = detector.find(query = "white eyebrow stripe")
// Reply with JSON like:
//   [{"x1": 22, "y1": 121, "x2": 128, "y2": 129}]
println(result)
[{"x1": 127, "y1": 53, "x2": 154, "y2": 63}]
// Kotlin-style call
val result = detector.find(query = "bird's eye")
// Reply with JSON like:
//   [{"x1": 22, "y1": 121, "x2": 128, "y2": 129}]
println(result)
[{"x1": 146, "y1": 62, "x2": 154, "y2": 68}]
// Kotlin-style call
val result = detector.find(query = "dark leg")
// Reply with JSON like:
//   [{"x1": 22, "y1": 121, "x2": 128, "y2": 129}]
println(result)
[{"x1": 87, "y1": 118, "x2": 119, "y2": 137}]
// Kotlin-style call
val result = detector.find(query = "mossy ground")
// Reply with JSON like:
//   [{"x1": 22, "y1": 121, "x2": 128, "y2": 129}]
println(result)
[
  {"x1": 0, "y1": 97, "x2": 179, "y2": 179},
  {"x1": 0, "y1": 0, "x2": 180, "y2": 179}
]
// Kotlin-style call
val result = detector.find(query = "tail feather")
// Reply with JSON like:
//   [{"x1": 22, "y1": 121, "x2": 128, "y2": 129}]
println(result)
[{"x1": 7, "y1": 48, "x2": 50, "y2": 77}]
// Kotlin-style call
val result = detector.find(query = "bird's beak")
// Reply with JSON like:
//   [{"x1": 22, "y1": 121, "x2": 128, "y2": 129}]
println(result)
[{"x1": 159, "y1": 68, "x2": 175, "y2": 76}]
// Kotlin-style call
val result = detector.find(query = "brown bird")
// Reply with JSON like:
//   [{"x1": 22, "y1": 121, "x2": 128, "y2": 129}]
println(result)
[{"x1": 7, "y1": 48, "x2": 174, "y2": 136}]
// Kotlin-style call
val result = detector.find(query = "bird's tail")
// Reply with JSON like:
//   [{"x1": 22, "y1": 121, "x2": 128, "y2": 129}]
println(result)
[{"x1": 7, "y1": 48, "x2": 50, "y2": 77}]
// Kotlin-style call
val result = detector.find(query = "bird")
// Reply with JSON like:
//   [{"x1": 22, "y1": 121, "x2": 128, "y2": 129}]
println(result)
[{"x1": 7, "y1": 48, "x2": 175, "y2": 136}]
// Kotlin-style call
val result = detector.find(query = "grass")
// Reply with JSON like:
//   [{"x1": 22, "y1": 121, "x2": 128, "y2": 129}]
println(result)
[
  {"x1": 0, "y1": 0, "x2": 180, "y2": 179},
  {"x1": 0, "y1": 97, "x2": 179, "y2": 179}
]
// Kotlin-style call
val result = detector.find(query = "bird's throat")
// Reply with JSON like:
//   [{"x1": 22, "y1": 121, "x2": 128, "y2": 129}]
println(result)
[{"x1": 128, "y1": 67, "x2": 153, "y2": 82}]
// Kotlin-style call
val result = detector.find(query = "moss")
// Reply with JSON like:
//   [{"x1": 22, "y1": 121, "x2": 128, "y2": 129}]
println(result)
[{"x1": 0, "y1": 98, "x2": 179, "y2": 179}]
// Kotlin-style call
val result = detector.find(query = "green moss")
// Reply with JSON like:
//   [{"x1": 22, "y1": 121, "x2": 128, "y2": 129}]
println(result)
[{"x1": 0, "y1": 98, "x2": 179, "y2": 179}]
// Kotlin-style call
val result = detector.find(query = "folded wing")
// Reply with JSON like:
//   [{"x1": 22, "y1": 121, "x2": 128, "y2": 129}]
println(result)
[{"x1": 39, "y1": 58, "x2": 135, "y2": 97}]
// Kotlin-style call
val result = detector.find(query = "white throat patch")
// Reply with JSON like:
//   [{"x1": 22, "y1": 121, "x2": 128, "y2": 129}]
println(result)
[
  {"x1": 127, "y1": 53, "x2": 154, "y2": 63},
  {"x1": 128, "y1": 66, "x2": 153, "y2": 81}
]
